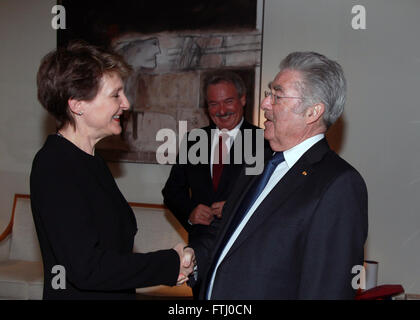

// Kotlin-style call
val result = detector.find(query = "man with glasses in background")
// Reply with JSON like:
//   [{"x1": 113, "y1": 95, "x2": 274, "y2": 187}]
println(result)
[{"x1": 189, "y1": 52, "x2": 368, "y2": 299}]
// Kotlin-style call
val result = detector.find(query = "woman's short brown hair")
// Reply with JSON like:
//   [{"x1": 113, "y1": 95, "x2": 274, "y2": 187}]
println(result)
[{"x1": 37, "y1": 40, "x2": 132, "y2": 130}]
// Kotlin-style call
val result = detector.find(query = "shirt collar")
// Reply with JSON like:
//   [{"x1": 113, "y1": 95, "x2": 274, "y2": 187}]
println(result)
[
  {"x1": 214, "y1": 117, "x2": 244, "y2": 138},
  {"x1": 282, "y1": 134, "x2": 325, "y2": 168}
]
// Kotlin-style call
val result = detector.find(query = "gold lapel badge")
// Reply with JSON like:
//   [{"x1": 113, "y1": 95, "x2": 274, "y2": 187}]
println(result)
[{"x1": 302, "y1": 171, "x2": 308, "y2": 176}]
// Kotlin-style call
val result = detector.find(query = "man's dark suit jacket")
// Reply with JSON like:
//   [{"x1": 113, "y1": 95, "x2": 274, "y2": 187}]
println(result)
[
  {"x1": 189, "y1": 138, "x2": 368, "y2": 300},
  {"x1": 162, "y1": 120, "x2": 271, "y2": 236}
]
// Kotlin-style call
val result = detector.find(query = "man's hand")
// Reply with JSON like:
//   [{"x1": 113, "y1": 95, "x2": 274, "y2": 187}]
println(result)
[
  {"x1": 210, "y1": 201, "x2": 226, "y2": 219},
  {"x1": 173, "y1": 244, "x2": 196, "y2": 286},
  {"x1": 188, "y1": 204, "x2": 214, "y2": 225}
]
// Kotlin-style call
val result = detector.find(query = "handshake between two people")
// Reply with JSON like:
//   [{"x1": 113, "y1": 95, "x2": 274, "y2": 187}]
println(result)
[{"x1": 173, "y1": 244, "x2": 196, "y2": 286}]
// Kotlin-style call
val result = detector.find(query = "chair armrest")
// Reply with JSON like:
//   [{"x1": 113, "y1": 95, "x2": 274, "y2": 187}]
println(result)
[
  {"x1": 0, "y1": 202, "x2": 15, "y2": 244},
  {"x1": 0, "y1": 219, "x2": 12, "y2": 260},
  {"x1": 0, "y1": 194, "x2": 20, "y2": 260},
  {"x1": 0, "y1": 219, "x2": 13, "y2": 242},
  {"x1": 0, "y1": 193, "x2": 22, "y2": 243},
  {"x1": 0, "y1": 233, "x2": 11, "y2": 261}
]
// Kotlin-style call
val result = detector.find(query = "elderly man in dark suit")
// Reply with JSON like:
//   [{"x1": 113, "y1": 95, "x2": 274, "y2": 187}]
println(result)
[
  {"x1": 162, "y1": 70, "x2": 271, "y2": 297},
  {"x1": 189, "y1": 52, "x2": 368, "y2": 300}
]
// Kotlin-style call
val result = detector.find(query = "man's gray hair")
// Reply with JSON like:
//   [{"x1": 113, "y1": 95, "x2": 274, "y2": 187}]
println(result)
[
  {"x1": 203, "y1": 70, "x2": 246, "y2": 100},
  {"x1": 280, "y1": 52, "x2": 346, "y2": 128}
]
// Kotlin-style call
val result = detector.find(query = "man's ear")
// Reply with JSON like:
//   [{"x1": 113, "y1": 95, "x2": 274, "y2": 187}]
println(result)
[
  {"x1": 68, "y1": 98, "x2": 83, "y2": 116},
  {"x1": 240, "y1": 94, "x2": 246, "y2": 107},
  {"x1": 305, "y1": 103, "x2": 325, "y2": 124}
]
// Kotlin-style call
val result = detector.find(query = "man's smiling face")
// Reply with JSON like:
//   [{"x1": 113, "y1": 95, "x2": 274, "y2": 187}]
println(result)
[{"x1": 206, "y1": 81, "x2": 245, "y2": 130}]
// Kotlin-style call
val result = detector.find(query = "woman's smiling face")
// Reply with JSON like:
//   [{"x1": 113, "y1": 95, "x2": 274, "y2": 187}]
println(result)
[{"x1": 78, "y1": 72, "x2": 130, "y2": 139}]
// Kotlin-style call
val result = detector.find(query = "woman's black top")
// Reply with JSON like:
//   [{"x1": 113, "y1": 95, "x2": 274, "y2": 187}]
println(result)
[{"x1": 30, "y1": 135, "x2": 179, "y2": 299}]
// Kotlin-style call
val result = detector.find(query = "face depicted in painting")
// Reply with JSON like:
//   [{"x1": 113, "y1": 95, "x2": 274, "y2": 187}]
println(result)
[
  {"x1": 116, "y1": 37, "x2": 161, "y2": 70},
  {"x1": 114, "y1": 37, "x2": 161, "y2": 109}
]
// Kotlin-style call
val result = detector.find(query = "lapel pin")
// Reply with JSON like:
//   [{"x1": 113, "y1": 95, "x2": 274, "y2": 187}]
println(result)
[{"x1": 302, "y1": 171, "x2": 308, "y2": 176}]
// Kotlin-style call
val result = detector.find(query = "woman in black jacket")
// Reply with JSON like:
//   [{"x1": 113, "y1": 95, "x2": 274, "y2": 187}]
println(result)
[{"x1": 30, "y1": 40, "x2": 194, "y2": 300}]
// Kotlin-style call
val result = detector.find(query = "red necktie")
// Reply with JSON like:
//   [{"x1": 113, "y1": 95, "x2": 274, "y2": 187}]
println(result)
[{"x1": 212, "y1": 134, "x2": 228, "y2": 191}]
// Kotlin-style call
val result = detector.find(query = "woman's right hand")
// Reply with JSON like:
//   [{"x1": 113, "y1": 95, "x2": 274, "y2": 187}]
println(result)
[{"x1": 173, "y1": 243, "x2": 195, "y2": 285}]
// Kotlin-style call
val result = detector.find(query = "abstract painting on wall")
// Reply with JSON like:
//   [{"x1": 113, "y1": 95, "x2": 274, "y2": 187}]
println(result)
[{"x1": 58, "y1": 0, "x2": 264, "y2": 163}]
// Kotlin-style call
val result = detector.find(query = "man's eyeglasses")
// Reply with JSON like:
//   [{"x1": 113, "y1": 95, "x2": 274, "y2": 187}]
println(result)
[{"x1": 264, "y1": 91, "x2": 304, "y2": 105}]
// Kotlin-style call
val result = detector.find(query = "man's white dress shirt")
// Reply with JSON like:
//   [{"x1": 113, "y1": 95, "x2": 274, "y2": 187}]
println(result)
[{"x1": 210, "y1": 118, "x2": 244, "y2": 177}]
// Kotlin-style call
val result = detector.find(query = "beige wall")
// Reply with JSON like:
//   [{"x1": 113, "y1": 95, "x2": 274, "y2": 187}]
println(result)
[
  {"x1": 0, "y1": 0, "x2": 419, "y2": 294},
  {"x1": 0, "y1": 0, "x2": 56, "y2": 226}
]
